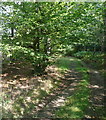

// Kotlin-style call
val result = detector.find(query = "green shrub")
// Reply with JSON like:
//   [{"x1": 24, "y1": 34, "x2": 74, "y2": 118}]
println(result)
[
  {"x1": 1, "y1": 43, "x2": 50, "y2": 74},
  {"x1": 74, "y1": 51, "x2": 104, "y2": 69},
  {"x1": 31, "y1": 53, "x2": 50, "y2": 74},
  {"x1": 64, "y1": 45, "x2": 76, "y2": 56},
  {"x1": 73, "y1": 51, "x2": 93, "y2": 59}
]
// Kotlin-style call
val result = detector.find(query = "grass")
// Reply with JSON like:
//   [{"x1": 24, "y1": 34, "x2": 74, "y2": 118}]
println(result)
[
  {"x1": 55, "y1": 57, "x2": 71, "y2": 71},
  {"x1": 55, "y1": 57, "x2": 90, "y2": 118}
]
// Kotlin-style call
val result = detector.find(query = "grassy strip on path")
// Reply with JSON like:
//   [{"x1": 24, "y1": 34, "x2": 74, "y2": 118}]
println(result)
[{"x1": 55, "y1": 57, "x2": 90, "y2": 118}]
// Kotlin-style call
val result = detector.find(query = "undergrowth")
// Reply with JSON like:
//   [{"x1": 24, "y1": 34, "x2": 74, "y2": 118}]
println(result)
[{"x1": 74, "y1": 51, "x2": 104, "y2": 70}]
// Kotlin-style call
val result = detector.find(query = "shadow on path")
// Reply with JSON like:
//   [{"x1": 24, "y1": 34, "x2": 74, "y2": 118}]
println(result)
[
  {"x1": 85, "y1": 69, "x2": 105, "y2": 119},
  {"x1": 35, "y1": 69, "x2": 81, "y2": 118}
]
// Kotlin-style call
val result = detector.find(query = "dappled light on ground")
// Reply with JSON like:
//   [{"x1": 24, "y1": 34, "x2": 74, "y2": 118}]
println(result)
[
  {"x1": 1, "y1": 59, "x2": 82, "y2": 118},
  {"x1": 2, "y1": 62, "x2": 64, "y2": 118},
  {"x1": 85, "y1": 69, "x2": 105, "y2": 118},
  {"x1": 1, "y1": 57, "x2": 105, "y2": 119},
  {"x1": 36, "y1": 68, "x2": 80, "y2": 118}
]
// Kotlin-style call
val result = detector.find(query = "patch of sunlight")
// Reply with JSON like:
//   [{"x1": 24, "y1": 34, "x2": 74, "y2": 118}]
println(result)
[
  {"x1": 19, "y1": 77, "x2": 27, "y2": 80},
  {"x1": 52, "y1": 96, "x2": 65, "y2": 107},
  {"x1": 69, "y1": 58, "x2": 75, "y2": 61},
  {"x1": 3, "y1": 99, "x2": 13, "y2": 111},
  {"x1": 36, "y1": 99, "x2": 39, "y2": 103},
  {"x1": 70, "y1": 106, "x2": 81, "y2": 112},
  {"x1": 92, "y1": 85, "x2": 100, "y2": 88},
  {"x1": 20, "y1": 85, "x2": 29, "y2": 89},
  {"x1": 43, "y1": 80, "x2": 53, "y2": 93},
  {"x1": 59, "y1": 67, "x2": 67, "y2": 71},
  {"x1": 93, "y1": 71, "x2": 99, "y2": 73},
  {"x1": 78, "y1": 80, "x2": 89, "y2": 86},
  {"x1": 37, "y1": 77, "x2": 43, "y2": 82},
  {"x1": 20, "y1": 108, "x2": 24, "y2": 115},
  {"x1": 8, "y1": 80, "x2": 17, "y2": 85},
  {"x1": 33, "y1": 89, "x2": 39, "y2": 95},
  {"x1": 26, "y1": 97, "x2": 31, "y2": 102}
]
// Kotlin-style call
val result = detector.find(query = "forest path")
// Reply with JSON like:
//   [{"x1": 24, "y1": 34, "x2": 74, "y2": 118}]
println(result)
[
  {"x1": 36, "y1": 57, "x2": 104, "y2": 119},
  {"x1": 36, "y1": 58, "x2": 82, "y2": 118},
  {"x1": 85, "y1": 68, "x2": 104, "y2": 119},
  {"x1": 36, "y1": 70, "x2": 80, "y2": 118},
  {"x1": 2, "y1": 57, "x2": 104, "y2": 119}
]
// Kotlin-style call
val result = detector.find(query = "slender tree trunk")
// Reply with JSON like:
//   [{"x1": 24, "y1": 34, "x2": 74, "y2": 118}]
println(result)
[
  {"x1": 36, "y1": 37, "x2": 40, "y2": 52},
  {"x1": 44, "y1": 38, "x2": 47, "y2": 54},
  {"x1": 33, "y1": 37, "x2": 40, "y2": 52},
  {"x1": 11, "y1": 27, "x2": 14, "y2": 37}
]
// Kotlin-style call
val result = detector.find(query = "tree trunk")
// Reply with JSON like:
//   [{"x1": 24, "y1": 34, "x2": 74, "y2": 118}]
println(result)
[
  {"x1": 44, "y1": 38, "x2": 47, "y2": 54},
  {"x1": 33, "y1": 37, "x2": 40, "y2": 52},
  {"x1": 11, "y1": 27, "x2": 14, "y2": 37},
  {"x1": 36, "y1": 37, "x2": 40, "y2": 52}
]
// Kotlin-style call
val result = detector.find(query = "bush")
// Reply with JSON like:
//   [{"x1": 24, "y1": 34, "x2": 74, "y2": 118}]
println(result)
[
  {"x1": 1, "y1": 43, "x2": 50, "y2": 74},
  {"x1": 64, "y1": 45, "x2": 76, "y2": 56},
  {"x1": 74, "y1": 51, "x2": 104, "y2": 69},
  {"x1": 1, "y1": 43, "x2": 12, "y2": 64},
  {"x1": 31, "y1": 53, "x2": 50, "y2": 74},
  {"x1": 73, "y1": 51, "x2": 93, "y2": 59},
  {"x1": 1, "y1": 43, "x2": 34, "y2": 63}
]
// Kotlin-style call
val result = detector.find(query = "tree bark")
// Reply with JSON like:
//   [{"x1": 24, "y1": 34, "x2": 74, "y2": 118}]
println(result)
[{"x1": 11, "y1": 27, "x2": 14, "y2": 37}]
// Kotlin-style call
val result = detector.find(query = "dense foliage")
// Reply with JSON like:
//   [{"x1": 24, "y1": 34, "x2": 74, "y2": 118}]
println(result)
[
  {"x1": 1, "y1": 2, "x2": 105, "y2": 73},
  {"x1": 1, "y1": 2, "x2": 105, "y2": 119}
]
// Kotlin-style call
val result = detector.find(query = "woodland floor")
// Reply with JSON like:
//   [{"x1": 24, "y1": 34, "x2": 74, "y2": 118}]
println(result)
[
  {"x1": 84, "y1": 67, "x2": 104, "y2": 119},
  {"x1": 0, "y1": 57, "x2": 105, "y2": 119}
]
